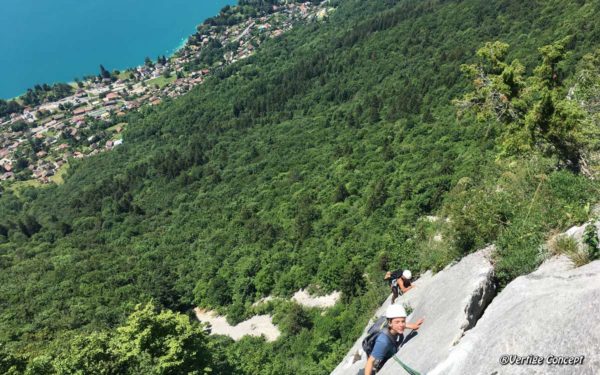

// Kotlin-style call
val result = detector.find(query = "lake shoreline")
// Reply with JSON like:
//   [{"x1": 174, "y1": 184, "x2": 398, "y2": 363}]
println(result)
[{"x1": 1, "y1": 0, "x2": 235, "y2": 99}]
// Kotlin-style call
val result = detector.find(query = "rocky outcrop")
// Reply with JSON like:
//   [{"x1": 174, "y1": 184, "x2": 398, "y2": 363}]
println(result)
[
  {"x1": 292, "y1": 289, "x2": 341, "y2": 308},
  {"x1": 193, "y1": 308, "x2": 281, "y2": 342},
  {"x1": 429, "y1": 256, "x2": 600, "y2": 375},
  {"x1": 330, "y1": 271, "x2": 436, "y2": 375},
  {"x1": 379, "y1": 246, "x2": 496, "y2": 374},
  {"x1": 331, "y1": 246, "x2": 496, "y2": 375},
  {"x1": 332, "y1": 221, "x2": 600, "y2": 375}
]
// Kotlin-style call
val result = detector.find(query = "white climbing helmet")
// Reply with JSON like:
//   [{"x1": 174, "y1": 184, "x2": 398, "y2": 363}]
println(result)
[
  {"x1": 385, "y1": 304, "x2": 407, "y2": 319},
  {"x1": 402, "y1": 270, "x2": 412, "y2": 280}
]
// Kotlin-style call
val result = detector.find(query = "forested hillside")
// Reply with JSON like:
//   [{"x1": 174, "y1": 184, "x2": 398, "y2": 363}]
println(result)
[{"x1": 1, "y1": 0, "x2": 600, "y2": 373}]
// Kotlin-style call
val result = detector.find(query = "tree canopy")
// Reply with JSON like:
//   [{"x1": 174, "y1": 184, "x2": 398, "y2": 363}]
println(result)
[{"x1": 1, "y1": 0, "x2": 599, "y2": 373}]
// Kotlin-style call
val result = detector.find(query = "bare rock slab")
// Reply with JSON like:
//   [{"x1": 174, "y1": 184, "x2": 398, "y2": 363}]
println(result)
[
  {"x1": 379, "y1": 246, "x2": 496, "y2": 375},
  {"x1": 429, "y1": 257, "x2": 600, "y2": 375},
  {"x1": 331, "y1": 270, "x2": 437, "y2": 375},
  {"x1": 332, "y1": 246, "x2": 495, "y2": 375}
]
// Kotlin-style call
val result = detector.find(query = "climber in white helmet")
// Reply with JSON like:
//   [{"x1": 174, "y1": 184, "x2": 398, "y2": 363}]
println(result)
[
  {"x1": 384, "y1": 269, "x2": 415, "y2": 304},
  {"x1": 364, "y1": 304, "x2": 424, "y2": 375}
]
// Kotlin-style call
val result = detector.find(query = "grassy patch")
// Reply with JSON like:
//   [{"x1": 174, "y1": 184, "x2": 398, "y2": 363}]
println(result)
[
  {"x1": 5, "y1": 163, "x2": 70, "y2": 195},
  {"x1": 118, "y1": 71, "x2": 131, "y2": 81},
  {"x1": 9, "y1": 178, "x2": 43, "y2": 192},
  {"x1": 146, "y1": 75, "x2": 176, "y2": 88},
  {"x1": 548, "y1": 234, "x2": 588, "y2": 266},
  {"x1": 50, "y1": 163, "x2": 70, "y2": 185},
  {"x1": 547, "y1": 223, "x2": 600, "y2": 267},
  {"x1": 107, "y1": 122, "x2": 127, "y2": 133}
]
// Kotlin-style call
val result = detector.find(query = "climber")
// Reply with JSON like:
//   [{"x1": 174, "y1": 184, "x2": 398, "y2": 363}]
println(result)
[
  {"x1": 384, "y1": 269, "x2": 414, "y2": 304},
  {"x1": 363, "y1": 304, "x2": 424, "y2": 375}
]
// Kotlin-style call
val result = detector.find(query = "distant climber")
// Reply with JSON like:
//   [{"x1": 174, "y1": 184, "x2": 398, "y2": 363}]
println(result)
[
  {"x1": 363, "y1": 304, "x2": 424, "y2": 375},
  {"x1": 384, "y1": 269, "x2": 414, "y2": 304}
]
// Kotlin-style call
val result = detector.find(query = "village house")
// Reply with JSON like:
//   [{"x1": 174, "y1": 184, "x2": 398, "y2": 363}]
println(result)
[
  {"x1": 44, "y1": 120, "x2": 58, "y2": 129},
  {"x1": 105, "y1": 92, "x2": 120, "y2": 101},
  {"x1": 22, "y1": 110, "x2": 37, "y2": 123},
  {"x1": 0, "y1": 160, "x2": 12, "y2": 172},
  {"x1": 88, "y1": 108, "x2": 107, "y2": 119},
  {"x1": 72, "y1": 107, "x2": 90, "y2": 116},
  {"x1": 1, "y1": 1, "x2": 329, "y2": 185},
  {"x1": 126, "y1": 101, "x2": 141, "y2": 110},
  {"x1": 38, "y1": 117, "x2": 53, "y2": 126}
]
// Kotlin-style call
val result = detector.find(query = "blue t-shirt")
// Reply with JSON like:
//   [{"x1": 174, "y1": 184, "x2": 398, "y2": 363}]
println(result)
[{"x1": 371, "y1": 331, "x2": 402, "y2": 361}]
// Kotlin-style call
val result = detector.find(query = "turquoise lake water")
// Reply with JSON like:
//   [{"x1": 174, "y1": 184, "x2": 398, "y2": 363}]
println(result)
[{"x1": 0, "y1": 0, "x2": 235, "y2": 99}]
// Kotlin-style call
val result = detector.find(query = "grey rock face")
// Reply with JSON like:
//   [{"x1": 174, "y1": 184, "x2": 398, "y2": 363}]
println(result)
[
  {"x1": 332, "y1": 221, "x2": 600, "y2": 375},
  {"x1": 330, "y1": 271, "x2": 435, "y2": 375},
  {"x1": 331, "y1": 246, "x2": 495, "y2": 375},
  {"x1": 379, "y1": 246, "x2": 496, "y2": 375},
  {"x1": 429, "y1": 256, "x2": 600, "y2": 375}
]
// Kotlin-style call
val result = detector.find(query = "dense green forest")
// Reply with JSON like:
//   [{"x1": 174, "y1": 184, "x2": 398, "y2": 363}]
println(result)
[{"x1": 1, "y1": 0, "x2": 600, "y2": 373}]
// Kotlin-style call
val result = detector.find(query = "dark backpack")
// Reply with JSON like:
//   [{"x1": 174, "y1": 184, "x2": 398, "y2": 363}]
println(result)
[
  {"x1": 386, "y1": 269, "x2": 402, "y2": 286},
  {"x1": 362, "y1": 316, "x2": 390, "y2": 356}
]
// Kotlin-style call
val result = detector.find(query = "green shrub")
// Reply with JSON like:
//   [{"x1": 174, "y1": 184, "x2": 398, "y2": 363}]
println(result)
[
  {"x1": 583, "y1": 223, "x2": 600, "y2": 261},
  {"x1": 273, "y1": 302, "x2": 313, "y2": 335}
]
